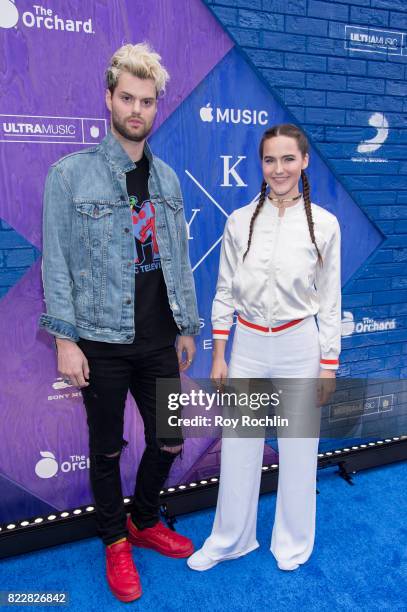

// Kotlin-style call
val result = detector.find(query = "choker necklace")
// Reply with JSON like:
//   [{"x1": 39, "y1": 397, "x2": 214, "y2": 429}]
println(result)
[{"x1": 267, "y1": 193, "x2": 302, "y2": 206}]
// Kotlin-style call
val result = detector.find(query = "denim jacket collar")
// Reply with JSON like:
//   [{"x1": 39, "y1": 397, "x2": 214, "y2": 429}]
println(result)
[{"x1": 99, "y1": 130, "x2": 154, "y2": 175}]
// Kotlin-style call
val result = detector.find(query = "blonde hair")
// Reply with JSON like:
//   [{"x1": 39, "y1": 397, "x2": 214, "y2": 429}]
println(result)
[{"x1": 106, "y1": 42, "x2": 169, "y2": 97}]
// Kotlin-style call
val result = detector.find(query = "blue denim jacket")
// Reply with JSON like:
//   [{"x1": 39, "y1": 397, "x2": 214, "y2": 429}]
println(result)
[{"x1": 39, "y1": 131, "x2": 200, "y2": 342}]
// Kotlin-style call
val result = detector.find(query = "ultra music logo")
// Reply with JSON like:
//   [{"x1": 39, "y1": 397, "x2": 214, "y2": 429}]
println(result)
[
  {"x1": 199, "y1": 103, "x2": 268, "y2": 126},
  {"x1": 345, "y1": 25, "x2": 405, "y2": 56},
  {"x1": 0, "y1": 114, "x2": 106, "y2": 145},
  {"x1": 0, "y1": 1, "x2": 95, "y2": 34}
]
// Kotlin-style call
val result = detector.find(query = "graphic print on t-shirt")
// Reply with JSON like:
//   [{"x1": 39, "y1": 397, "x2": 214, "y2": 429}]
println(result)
[{"x1": 129, "y1": 195, "x2": 161, "y2": 273}]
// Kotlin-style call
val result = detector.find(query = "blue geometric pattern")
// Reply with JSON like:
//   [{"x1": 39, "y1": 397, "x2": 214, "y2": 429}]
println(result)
[
  {"x1": 0, "y1": 219, "x2": 40, "y2": 299},
  {"x1": 151, "y1": 48, "x2": 383, "y2": 376}
]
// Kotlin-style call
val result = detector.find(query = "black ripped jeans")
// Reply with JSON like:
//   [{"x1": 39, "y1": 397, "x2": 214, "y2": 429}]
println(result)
[{"x1": 79, "y1": 342, "x2": 182, "y2": 546}]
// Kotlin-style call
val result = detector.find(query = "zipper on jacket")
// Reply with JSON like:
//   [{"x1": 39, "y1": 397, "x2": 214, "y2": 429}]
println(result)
[{"x1": 267, "y1": 215, "x2": 282, "y2": 325}]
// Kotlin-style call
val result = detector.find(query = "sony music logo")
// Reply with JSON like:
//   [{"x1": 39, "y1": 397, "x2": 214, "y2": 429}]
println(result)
[{"x1": 199, "y1": 103, "x2": 268, "y2": 126}]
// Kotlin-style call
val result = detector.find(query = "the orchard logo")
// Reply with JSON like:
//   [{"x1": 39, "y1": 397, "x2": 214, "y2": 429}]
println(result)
[
  {"x1": 341, "y1": 311, "x2": 396, "y2": 337},
  {"x1": 0, "y1": 1, "x2": 95, "y2": 34},
  {"x1": 0, "y1": 0, "x2": 18, "y2": 28},
  {"x1": 35, "y1": 451, "x2": 58, "y2": 479},
  {"x1": 35, "y1": 451, "x2": 90, "y2": 479},
  {"x1": 199, "y1": 103, "x2": 268, "y2": 126}
]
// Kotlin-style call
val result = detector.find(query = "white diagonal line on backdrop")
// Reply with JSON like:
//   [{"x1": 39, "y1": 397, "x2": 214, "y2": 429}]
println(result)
[
  {"x1": 185, "y1": 170, "x2": 229, "y2": 218},
  {"x1": 191, "y1": 235, "x2": 223, "y2": 272},
  {"x1": 185, "y1": 167, "x2": 260, "y2": 272}
]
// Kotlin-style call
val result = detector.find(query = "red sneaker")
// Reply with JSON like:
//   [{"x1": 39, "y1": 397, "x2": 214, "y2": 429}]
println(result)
[
  {"x1": 106, "y1": 539, "x2": 142, "y2": 602},
  {"x1": 127, "y1": 516, "x2": 194, "y2": 558}
]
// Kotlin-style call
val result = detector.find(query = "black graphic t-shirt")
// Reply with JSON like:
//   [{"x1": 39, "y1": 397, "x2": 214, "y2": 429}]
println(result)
[
  {"x1": 78, "y1": 154, "x2": 178, "y2": 356},
  {"x1": 128, "y1": 154, "x2": 178, "y2": 348}
]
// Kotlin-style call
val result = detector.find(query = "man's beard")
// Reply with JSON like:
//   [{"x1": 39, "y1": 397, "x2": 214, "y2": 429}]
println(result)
[{"x1": 112, "y1": 112, "x2": 153, "y2": 143}]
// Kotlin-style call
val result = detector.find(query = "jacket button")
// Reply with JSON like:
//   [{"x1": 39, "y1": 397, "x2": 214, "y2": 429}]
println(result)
[
  {"x1": 124, "y1": 228, "x2": 130, "y2": 233},
  {"x1": 126, "y1": 299, "x2": 132, "y2": 305}
]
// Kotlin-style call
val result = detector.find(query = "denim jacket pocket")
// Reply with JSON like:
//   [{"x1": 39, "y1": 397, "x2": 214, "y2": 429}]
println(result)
[
  {"x1": 73, "y1": 200, "x2": 115, "y2": 325},
  {"x1": 74, "y1": 200, "x2": 114, "y2": 244},
  {"x1": 160, "y1": 196, "x2": 183, "y2": 212},
  {"x1": 74, "y1": 201, "x2": 114, "y2": 219}
]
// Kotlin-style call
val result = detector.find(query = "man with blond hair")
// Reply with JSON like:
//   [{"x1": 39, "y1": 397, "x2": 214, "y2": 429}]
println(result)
[{"x1": 39, "y1": 42, "x2": 199, "y2": 602}]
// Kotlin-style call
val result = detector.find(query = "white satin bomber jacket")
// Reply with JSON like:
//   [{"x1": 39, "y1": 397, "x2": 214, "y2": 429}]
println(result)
[{"x1": 211, "y1": 197, "x2": 342, "y2": 370}]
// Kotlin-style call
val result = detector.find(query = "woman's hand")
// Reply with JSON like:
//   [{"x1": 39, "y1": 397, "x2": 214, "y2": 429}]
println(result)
[
  {"x1": 211, "y1": 356, "x2": 228, "y2": 385},
  {"x1": 317, "y1": 369, "x2": 336, "y2": 406}
]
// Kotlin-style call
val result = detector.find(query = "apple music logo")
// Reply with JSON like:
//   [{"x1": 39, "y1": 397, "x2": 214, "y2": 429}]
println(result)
[{"x1": 199, "y1": 103, "x2": 268, "y2": 126}]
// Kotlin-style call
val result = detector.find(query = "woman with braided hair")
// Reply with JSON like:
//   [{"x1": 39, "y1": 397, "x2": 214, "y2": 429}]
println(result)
[{"x1": 187, "y1": 123, "x2": 341, "y2": 572}]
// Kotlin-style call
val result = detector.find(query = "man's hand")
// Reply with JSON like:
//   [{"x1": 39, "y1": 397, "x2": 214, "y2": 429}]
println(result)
[
  {"x1": 56, "y1": 339, "x2": 90, "y2": 388},
  {"x1": 176, "y1": 335, "x2": 196, "y2": 371},
  {"x1": 161, "y1": 444, "x2": 182, "y2": 454},
  {"x1": 317, "y1": 369, "x2": 336, "y2": 406}
]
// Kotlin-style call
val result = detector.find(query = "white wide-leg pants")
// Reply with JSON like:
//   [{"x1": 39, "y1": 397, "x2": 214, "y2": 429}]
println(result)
[{"x1": 199, "y1": 316, "x2": 321, "y2": 570}]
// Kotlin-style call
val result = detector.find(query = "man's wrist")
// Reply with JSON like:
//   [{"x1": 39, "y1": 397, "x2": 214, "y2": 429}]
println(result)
[{"x1": 55, "y1": 337, "x2": 77, "y2": 349}]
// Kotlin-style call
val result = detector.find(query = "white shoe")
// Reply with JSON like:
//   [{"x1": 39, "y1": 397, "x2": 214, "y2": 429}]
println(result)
[
  {"x1": 277, "y1": 561, "x2": 300, "y2": 571},
  {"x1": 187, "y1": 549, "x2": 219, "y2": 571}
]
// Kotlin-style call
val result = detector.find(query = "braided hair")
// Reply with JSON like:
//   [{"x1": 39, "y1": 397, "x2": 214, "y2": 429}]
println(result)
[
  {"x1": 243, "y1": 124, "x2": 322, "y2": 266},
  {"x1": 242, "y1": 179, "x2": 267, "y2": 261},
  {"x1": 301, "y1": 169, "x2": 322, "y2": 265}
]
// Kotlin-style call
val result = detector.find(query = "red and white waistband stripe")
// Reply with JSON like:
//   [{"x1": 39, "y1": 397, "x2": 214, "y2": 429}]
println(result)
[
  {"x1": 320, "y1": 358, "x2": 339, "y2": 365},
  {"x1": 237, "y1": 315, "x2": 304, "y2": 333},
  {"x1": 212, "y1": 316, "x2": 305, "y2": 338}
]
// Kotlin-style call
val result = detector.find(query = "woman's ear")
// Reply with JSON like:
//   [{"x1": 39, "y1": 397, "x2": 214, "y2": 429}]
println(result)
[{"x1": 302, "y1": 153, "x2": 309, "y2": 171}]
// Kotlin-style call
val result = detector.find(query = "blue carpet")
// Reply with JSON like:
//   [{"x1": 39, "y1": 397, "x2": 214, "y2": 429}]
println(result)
[{"x1": 1, "y1": 461, "x2": 406, "y2": 611}]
